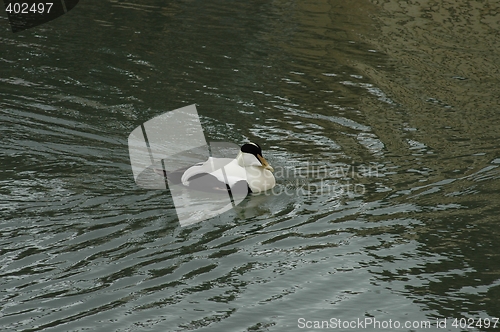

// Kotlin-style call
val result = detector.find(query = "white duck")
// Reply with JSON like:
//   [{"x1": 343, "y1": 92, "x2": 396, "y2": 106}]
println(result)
[{"x1": 180, "y1": 142, "x2": 276, "y2": 194}]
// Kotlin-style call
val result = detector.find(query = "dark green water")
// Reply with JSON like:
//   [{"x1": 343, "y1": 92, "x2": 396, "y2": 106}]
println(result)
[{"x1": 1, "y1": 0, "x2": 499, "y2": 331}]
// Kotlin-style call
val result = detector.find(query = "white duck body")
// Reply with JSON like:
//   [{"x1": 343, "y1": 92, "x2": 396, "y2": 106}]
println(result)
[
  {"x1": 181, "y1": 146, "x2": 275, "y2": 193},
  {"x1": 235, "y1": 151, "x2": 275, "y2": 193}
]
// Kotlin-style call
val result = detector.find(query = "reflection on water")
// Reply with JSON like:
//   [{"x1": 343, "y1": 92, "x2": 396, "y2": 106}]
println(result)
[{"x1": 1, "y1": 0, "x2": 499, "y2": 330}]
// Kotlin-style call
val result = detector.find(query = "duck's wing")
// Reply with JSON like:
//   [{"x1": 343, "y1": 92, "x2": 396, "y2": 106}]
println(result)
[
  {"x1": 152, "y1": 160, "x2": 230, "y2": 193},
  {"x1": 181, "y1": 157, "x2": 238, "y2": 185}
]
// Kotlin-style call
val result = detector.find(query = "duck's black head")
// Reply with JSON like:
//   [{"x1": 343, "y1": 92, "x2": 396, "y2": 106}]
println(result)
[
  {"x1": 239, "y1": 142, "x2": 273, "y2": 171},
  {"x1": 240, "y1": 142, "x2": 262, "y2": 156}
]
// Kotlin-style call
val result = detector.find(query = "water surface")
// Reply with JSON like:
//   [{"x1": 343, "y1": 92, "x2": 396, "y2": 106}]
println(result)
[{"x1": 1, "y1": 0, "x2": 499, "y2": 331}]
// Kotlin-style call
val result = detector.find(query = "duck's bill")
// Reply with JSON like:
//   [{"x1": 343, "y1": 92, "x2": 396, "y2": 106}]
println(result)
[{"x1": 257, "y1": 154, "x2": 274, "y2": 172}]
